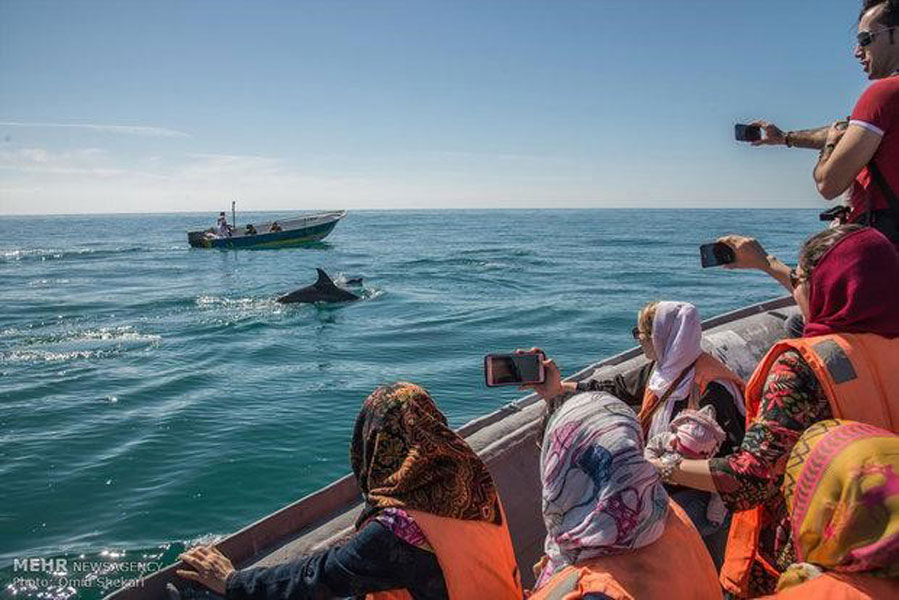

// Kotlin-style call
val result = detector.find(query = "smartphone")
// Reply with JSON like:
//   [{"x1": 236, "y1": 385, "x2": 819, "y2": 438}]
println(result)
[
  {"x1": 734, "y1": 124, "x2": 762, "y2": 142},
  {"x1": 484, "y1": 352, "x2": 546, "y2": 387},
  {"x1": 699, "y1": 242, "x2": 736, "y2": 268}
]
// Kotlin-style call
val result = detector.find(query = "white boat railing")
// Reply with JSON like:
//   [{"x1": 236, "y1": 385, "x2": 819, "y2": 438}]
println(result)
[
  {"x1": 249, "y1": 210, "x2": 346, "y2": 233},
  {"x1": 189, "y1": 210, "x2": 347, "y2": 237}
]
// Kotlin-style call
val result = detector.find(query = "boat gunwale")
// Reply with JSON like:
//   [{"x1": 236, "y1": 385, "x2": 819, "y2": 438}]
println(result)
[
  {"x1": 457, "y1": 294, "x2": 795, "y2": 436},
  {"x1": 104, "y1": 294, "x2": 795, "y2": 600}
]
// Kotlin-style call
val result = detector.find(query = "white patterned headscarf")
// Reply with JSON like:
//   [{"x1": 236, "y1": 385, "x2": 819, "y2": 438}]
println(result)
[
  {"x1": 646, "y1": 301, "x2": 703, "y2": 439},
  {"x1": 536, "y1": 392, "x2": 669, "y2": 588}
]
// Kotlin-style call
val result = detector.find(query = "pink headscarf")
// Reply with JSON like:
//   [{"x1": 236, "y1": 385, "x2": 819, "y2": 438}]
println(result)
[{"x1": 803, "y1": 228, "x2": 899, "y2": 338}]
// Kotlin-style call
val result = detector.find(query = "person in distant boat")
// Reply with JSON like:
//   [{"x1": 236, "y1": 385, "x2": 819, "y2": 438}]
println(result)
[
  {"x1": 524, "y1": 301, "x2": 747, "y2": 569},
  {"x1": 657, "y1": 225, "x2": 899, "y2": 598},
  {"x1": 244, "y1": 224, "x2": 257, "y2": 236},
  {"x1": 528, "y1": 391, "x2": 722, "y2": 599},
  {"x1": 173, "y1": 382, "x2": 522, "y2": 600},
  {"x1": 216, "y1": 212, "x2": 232, "y2": 238},
  {"x1": 746, "y1": 0, "x2": 899, "y2": 244},
  {"x1": 757, "y1": 419, "x2": 899, "y2": 599},
  {"x1": 269, "y1": 221, "x2": 282, "y2": 233}
]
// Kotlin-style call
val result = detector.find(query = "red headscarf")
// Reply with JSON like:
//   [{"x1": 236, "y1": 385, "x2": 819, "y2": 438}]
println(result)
[{"x1": 804, "y1": 228, "x2": 899, "y2": 338}]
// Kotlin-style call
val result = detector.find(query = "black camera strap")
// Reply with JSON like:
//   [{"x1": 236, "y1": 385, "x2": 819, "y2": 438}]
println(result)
[{"x1": 868, "y1": 160, "x2": 899, "y2": 223}]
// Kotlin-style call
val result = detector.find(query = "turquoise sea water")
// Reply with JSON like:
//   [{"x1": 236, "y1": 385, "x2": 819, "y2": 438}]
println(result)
[{"x1": 0, "y1": 209, "x2": 821, "y2": 598}]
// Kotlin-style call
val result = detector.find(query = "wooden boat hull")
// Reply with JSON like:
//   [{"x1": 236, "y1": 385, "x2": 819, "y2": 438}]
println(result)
[
  {"x1": 187, "y1": 211, "x2": 345, "y2": 249},
  {"x1": 106, "y1": 296, "x2": 799, "y2": 599}
]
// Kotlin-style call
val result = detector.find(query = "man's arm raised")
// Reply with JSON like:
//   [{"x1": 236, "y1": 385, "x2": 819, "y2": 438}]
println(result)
[{"x1": 749, "y1": 120, "x2": 831, "y2": 149}]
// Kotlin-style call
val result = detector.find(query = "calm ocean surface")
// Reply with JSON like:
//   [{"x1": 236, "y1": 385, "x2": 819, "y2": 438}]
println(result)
[{"x1": 0, "y1": 209, "x2": 821, "y2": 598}]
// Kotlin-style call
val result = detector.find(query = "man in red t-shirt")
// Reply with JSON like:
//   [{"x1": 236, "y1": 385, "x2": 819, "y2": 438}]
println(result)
[{"x1": 750, "y1": 0, "x2": 899, "y2": 244}]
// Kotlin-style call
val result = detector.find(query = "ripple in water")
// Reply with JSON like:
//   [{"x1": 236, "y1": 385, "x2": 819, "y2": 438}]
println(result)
[{"x1": 0, "y1": 210, "x2": 819, "y2": 599}]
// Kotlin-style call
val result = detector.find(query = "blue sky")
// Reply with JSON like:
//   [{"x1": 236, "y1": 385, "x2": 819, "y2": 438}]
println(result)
[{"x1": 0, "y1": 0, "x2": 873, "y2": 214}]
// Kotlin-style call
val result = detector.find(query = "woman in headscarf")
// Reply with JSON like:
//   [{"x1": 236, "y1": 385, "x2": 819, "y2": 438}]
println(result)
[
  {"x1": 175, "y1": 382, "x2": 522, "y2": 600},
  {"x1": 656, "y1": 225, "x2": 899, "y2": 597},
  {"x1": 761, "y1": 419, "x2": 899, "y2": 599},
  {"x1": 529, "y1": 391, "x2": 721, "y2": 599},
  {"x1": 526, "y1": 301, "x2": 747, "y2": 567},
  {"x1": 633, "y1": 301, "x2": 747, "y2": 566}
]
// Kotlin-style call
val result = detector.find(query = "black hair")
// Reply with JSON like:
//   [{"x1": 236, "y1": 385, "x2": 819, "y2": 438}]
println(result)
[{"x1": 860, "y1": 0, "x2": 899, "y2": 28}]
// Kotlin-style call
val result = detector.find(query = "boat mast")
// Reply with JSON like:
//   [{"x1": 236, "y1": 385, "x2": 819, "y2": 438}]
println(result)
[{"x1": 232, "y1": 199, "x2": 237, "y2": 230}]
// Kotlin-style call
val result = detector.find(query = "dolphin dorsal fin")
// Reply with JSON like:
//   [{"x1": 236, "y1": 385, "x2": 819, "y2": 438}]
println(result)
[{"x1": 315, "y1": 268, "x2": 337, "y2": 288}]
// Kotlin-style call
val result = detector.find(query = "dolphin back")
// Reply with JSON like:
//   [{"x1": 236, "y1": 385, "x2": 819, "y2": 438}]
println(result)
[
  {"x1": 313, "y1": 269, "x2": 359, "y2": 300},
  {"x1": 277, "y1": 269, "x2": 360, "y2": 304}
]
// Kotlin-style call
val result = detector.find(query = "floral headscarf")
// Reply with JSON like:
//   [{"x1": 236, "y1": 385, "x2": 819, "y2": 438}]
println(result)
[
  {"x1": 778, "y1": 419, "x2": 899, "y2": 590},
  {"x1": 350, "y1": 382, "x2": 499, "y2": 528},
  {"x1": 537, "y1": 392, "x2": 669, "y2": 588}
]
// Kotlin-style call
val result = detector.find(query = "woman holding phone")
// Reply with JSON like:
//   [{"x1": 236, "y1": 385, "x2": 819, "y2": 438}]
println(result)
[
  {"x1": 657, "y1": 225, "x2": 899, "y2": 597},
  {"x1": 529, "y1": 391, "x2": 722, "y2": 599},
  {"x1": 526, "y1": 301, "x2": 746, "y2": 568}
]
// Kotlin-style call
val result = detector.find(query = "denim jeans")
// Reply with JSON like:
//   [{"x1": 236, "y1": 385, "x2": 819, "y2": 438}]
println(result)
[{"x1": 670, "y1": 488, "x2": 731, "y2": 570}]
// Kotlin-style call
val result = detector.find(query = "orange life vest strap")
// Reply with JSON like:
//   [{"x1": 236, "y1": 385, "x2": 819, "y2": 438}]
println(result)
[
  {"x1": 639, "y1": 352, "x2": 745, "y2": 437},
  {"x1": 367, "y1": 591, "x2": 411, "y2": 600},
  {"x1": 638, "y1": 358, "x2": 697, "y2": 437},
  {"x1": 757, "y1": 572, "x2": 899, "y2": 599},
  {"x1": 366, "y1": 499, "x2": 521, "y2": 600},
  {"x1": 692, "y1": 352, "x2": 747, "y2": 399}
]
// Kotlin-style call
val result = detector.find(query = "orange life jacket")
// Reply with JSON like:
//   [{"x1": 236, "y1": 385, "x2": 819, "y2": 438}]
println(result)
[
  {"x1": 757, "y1": 573, "x2": 899, "y2": 599},
  {"x1": 366, "y1": 501, "x2": 522, "y2": 600},
  {"x1": 638, "y1": 352, "x2": 746, "y2": 437},
  {"x1": 528, "y1": 500, "x2": 722, "y2": 600},
  {"x1": 720, "y1": 333, "x2": 899, "y2": 598}
]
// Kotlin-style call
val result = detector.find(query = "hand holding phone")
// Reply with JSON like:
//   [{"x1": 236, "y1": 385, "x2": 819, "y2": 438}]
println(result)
[
  {"x1": 734, "y1": 124, "x2": 762, "y2": 143},
  {"x1": 712, "y1": 235, "x2": 771, "y2": 271},
  {"x1": 699, "y1": 242, "x2": 736, "y2": 268},
  {"x1": 485, "y1": 351, "x2": 546, "y2": 387}
]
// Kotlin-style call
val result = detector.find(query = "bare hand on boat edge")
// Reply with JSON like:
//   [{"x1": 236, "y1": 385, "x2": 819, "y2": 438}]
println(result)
[{"x1": 177, "y1": 545, "x2": 235, "y2": 595}]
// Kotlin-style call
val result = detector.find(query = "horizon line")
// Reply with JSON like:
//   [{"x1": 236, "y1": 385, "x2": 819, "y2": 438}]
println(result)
[{"x1": 0, "y1": 206, "x2": 823, "y2": 218}]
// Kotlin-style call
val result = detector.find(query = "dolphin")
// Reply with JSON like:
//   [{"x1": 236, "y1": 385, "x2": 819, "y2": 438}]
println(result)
[{"x1": 277, "y1": 269, "x2": 361, "y2": 304}]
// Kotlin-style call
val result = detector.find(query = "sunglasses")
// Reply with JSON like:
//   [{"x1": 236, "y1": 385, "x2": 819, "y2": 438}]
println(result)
[
  {"x1": 632, "y1": 326, "x2": 645, "y2": 340},
  {"x1": 857, "y1": 26, "x2": 895, "y2": 47}
]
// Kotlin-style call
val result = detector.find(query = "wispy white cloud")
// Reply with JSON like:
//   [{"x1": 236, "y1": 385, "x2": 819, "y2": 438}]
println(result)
[
  {"x1": 0, "y1": 147, "x2": 420, "y2": 213},
  {"x1": 0, "y1": 147, "x2": 170, "y2": 180},
  {"x1": 0, "y1": 121, "x2": 189, "y2": 138},
  {"x1": 0, "y1": 144, "x2": 823, "y2": 214}
]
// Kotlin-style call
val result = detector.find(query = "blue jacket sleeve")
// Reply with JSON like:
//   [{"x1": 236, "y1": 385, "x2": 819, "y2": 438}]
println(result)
[{"x1": 224, "y1": 521, "x2": 446, "y2": 600}]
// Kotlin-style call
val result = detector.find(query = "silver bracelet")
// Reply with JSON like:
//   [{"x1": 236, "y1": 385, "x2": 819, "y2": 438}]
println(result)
[{"x1": 657, "y1": 453, "x2": 683, "y2": 483}]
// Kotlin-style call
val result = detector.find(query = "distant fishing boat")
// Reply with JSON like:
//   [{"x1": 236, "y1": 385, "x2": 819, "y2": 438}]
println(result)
[{"x1": 187, "y1": 210, "x2": 347, "y2": 249}]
